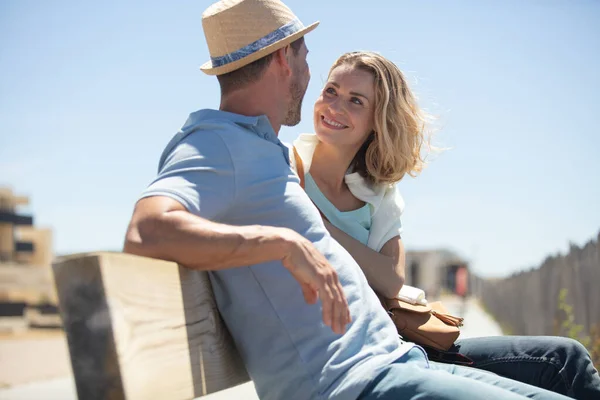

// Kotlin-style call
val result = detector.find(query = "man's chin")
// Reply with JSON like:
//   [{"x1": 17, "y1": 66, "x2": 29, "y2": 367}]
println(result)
[
  {"x1": 282, "y1": 118, "x2": 301, "y2": 127},
  {"x1": 282, "y1": 107, "x2": 303, "y2": 127}
]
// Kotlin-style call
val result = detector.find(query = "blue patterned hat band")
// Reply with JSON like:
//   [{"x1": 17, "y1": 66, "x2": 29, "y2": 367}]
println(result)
[{"x1": 210, "y1": 18, "x2": 304, "y2": 68}]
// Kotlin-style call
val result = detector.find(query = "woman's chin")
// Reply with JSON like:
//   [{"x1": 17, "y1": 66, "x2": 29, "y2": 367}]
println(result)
[{"x1": 314, "y1": 129, "x2": 336, "y2": 144}]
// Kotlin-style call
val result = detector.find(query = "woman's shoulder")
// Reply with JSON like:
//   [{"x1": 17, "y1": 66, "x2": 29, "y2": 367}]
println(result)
[
  {"x1": 345, "y1": 173, "x2": 401, "y2": 210},
  {"x1": 281, "y1": 133, "x2": 318, "y2": 149},
  {"x1": 289, "y1": 133, "x2": 319, "y2": 172},
  {"x1": 292, "y1": 133, "x2": 319, "y2": 146}
]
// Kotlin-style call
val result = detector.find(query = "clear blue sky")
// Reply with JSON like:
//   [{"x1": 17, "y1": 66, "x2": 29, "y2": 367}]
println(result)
[{"x1": 1, "y1": 0, "x2": 598, "y2": 277}]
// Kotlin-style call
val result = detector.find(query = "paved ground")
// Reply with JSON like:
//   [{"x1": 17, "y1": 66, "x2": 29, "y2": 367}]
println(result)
[
  {"x1": 442, "y1": 295, "x2": 504, "y2": 339},
  {"x1": 0, "y1": 296, "x2": 503, "y2": 400},
  {"x1": 0, "y1": 331, "x2": 72, "y2": 388}
]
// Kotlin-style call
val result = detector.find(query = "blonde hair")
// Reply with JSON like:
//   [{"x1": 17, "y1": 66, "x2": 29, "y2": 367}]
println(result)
[{"x1": 329, "y1": 51, "x2": 430, "y2": 184}]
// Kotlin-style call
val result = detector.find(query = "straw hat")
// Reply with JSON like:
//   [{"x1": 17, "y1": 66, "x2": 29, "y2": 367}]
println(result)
[{"x1": 200, "y1": 0, "x2": 319, "y2": 75}]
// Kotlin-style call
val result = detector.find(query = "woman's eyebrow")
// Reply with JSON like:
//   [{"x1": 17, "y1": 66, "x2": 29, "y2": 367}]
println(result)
[{"x1": 329, "y1": 81, "x2": 370, "y2": 100}]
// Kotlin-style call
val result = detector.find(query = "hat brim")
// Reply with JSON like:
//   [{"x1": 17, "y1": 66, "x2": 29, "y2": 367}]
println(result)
[{"x1": 200, "y1": 21, "x2": 319, "y2": 76}]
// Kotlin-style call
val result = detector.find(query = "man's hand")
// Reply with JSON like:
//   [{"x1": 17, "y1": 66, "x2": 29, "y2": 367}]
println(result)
[{"x1": 279, "y1": 229, "x2": 351, "y2": 334}]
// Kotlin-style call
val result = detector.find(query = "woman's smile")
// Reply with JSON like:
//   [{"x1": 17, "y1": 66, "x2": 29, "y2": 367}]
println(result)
[{"x1": 321, "y1": 115, "x2": 348, "y2": 129}]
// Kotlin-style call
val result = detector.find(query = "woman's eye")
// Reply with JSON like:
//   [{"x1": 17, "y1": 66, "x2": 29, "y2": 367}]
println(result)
[
  {"x1": 351, "y1": 97, "x2": 363, "y2": 105},
  {"x1": 325, "y1": 87, "x2": 336, "y2": 95}
]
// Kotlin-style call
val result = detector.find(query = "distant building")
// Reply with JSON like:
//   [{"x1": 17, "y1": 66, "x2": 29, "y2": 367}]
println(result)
[
  {"x1": 1, "y1": 188, "x2": 31, "y2": 262},
  {"x1": 405, "y1": 249, "x2": 470, "y2": 298},
  {"x1": 0, "y1": 187, "x2": 59, "y2": 332}
]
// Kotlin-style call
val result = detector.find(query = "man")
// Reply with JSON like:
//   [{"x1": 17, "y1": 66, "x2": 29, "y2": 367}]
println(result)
[{"x1": 124, "y1": 1, "x2": 574, "y2": 399}]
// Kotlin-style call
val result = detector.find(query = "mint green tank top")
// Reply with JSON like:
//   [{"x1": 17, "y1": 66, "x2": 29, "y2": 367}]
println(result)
[{"x1": 305, "y1": 173, "x2": 371, "y2": 245}]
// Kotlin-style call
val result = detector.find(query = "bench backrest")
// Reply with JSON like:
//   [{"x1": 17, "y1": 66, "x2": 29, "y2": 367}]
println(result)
[{"x1": 53, "y1": 252, "x2": 249, "y2": 400}]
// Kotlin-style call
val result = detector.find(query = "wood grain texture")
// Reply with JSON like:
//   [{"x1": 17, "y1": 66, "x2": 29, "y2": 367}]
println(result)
[{"x1": 53, "y1": 252, "x2": 249, "y2": 400}]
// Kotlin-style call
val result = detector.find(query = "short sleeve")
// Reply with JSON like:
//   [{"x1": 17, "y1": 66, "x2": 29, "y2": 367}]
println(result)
[
  {"x1": 140, "y1": 131, "x2": 236, "y2": 220},
  {"x1": 374, "y1": 186, "x2": 405, "y2": 252}
]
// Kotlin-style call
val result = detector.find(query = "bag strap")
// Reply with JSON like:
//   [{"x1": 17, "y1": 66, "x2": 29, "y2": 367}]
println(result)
[
  {"x1": 293, "y1": 146, "x2": 305, "y2": 189},
  {"x1": 422, "y1": 345, "x2": 474, "y2": 366}
]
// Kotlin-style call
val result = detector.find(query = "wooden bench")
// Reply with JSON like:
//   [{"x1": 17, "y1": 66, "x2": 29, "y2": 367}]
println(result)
[{"x1": 52, "y1": 252, "x2": 250, "y2": 400}]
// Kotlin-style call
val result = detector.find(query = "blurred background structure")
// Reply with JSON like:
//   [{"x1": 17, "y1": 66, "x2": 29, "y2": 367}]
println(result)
[
  {"x1": 0, "y1": 187, "x2": 70, "y2": 390},
  {"x1": 405, "y1": 250, "x2": 469, "y2": 299},
  {"x1": 0, "y1": 187, "x2": 60, "y2": 333}
]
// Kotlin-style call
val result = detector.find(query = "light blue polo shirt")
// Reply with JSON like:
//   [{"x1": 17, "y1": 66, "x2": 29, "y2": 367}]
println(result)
[{"x1": 141, "y1": 109, "x2": 415, "y2": 400}]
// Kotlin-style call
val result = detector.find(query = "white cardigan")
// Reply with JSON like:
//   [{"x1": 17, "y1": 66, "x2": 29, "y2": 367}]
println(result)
[{"x1": 290, "y1": 133, "x2": 404, "y2": 252}]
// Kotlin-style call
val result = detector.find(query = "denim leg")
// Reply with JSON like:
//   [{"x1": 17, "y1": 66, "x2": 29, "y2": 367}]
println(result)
[
  {"x1": 452, "y1": 336, "x2": 600, "y2": 399},
  {"x1": 358, "y1": 348, "x2": 571, "y2": 400},
  {"x1": 430, "y1": 361, "x2": 571, "y2": 399}
]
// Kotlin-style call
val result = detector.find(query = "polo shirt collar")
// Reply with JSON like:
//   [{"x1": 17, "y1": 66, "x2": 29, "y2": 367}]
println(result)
[
  {"x1": 190, "y1": 109, "x2": 290, "y2": 164},
  {"x1": 192, "y1": 109, "x2": 275, "y2": 139}
]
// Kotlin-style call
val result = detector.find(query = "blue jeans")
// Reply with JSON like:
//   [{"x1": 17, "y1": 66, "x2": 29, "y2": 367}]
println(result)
[
  {"x1": 359, "y1": 347, "x2": 572, "y2": 399},
  {"x1": 452, "y1": 336, "x2": 600, "y2": 400}
]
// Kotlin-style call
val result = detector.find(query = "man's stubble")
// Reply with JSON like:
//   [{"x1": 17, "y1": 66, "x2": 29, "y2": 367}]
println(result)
[{"x1": 282, "y1": 73, "x2": 308, "y2": 127}]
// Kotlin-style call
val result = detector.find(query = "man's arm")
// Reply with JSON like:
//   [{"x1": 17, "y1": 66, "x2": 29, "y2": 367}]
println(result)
[
  {"x1": 124, "y1": 195, "x2": 351, "y2": 334},
  {"x1": 125, "y1": 196, "x2": 294, "y2": 270}
]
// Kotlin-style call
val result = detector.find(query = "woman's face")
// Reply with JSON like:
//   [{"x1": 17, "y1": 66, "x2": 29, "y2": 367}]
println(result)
[{"x1": 313, "y1": 64, "x2": 376, "y2": 149}]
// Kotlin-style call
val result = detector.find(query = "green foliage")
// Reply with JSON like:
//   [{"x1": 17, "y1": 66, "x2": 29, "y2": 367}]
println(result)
[{"x1": 554, "y1": 288, "x2": 600, "y2": 369}]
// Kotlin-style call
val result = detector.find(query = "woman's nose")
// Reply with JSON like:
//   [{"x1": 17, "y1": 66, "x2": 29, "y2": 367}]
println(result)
[{"x1": 327, "y1": 97, "x2": 344, "y2": 115}]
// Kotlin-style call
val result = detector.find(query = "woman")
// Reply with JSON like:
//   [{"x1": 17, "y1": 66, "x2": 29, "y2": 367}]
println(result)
[{"x1": 291, "y1": 51, "x2": 599, "y2": 399}]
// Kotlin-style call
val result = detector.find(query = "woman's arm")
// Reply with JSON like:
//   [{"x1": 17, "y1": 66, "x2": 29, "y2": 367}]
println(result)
[{"x1": 324, "y1": 219, "x2": 405, "y2": 298}]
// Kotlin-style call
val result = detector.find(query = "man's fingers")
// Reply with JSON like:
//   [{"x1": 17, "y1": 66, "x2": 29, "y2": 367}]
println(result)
[
  {"x1": 329, "y1": 277, "x2": 348, "y2": 334},
  {"x1": 345, "y1": 300, "x2": 352, "y2": 326},
  {"x1": 301, "y1": 283, "x2": 318, "y2": 304},
  {"x1": 336, "y1": 294, "x2": 348, "y2": 334},
  {"x1": 339, "y1": 283, "x2": 351, "y2": 326},
  {"x1": 285, "y1": 239, "x2": 351, "y2": 334},
  {"x1": 314, "y1": 269, "x2": 351, "y2": 334},
  {"x1": 319, "y1": 283, "x2": 334, "y2": 329},
  {"x1": 324, "y1": 275, "x2": 340, "y2": 334}
]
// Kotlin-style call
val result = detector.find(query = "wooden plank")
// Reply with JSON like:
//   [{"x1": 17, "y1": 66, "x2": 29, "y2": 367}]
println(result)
[{"x1": 53, "y1": 252, "x2": 249, "y2": 400}]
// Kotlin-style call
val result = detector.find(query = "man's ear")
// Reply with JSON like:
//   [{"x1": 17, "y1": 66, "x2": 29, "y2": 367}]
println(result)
[{"x1": 274, "y1": 46, "x2": 293, "y2": 76}]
